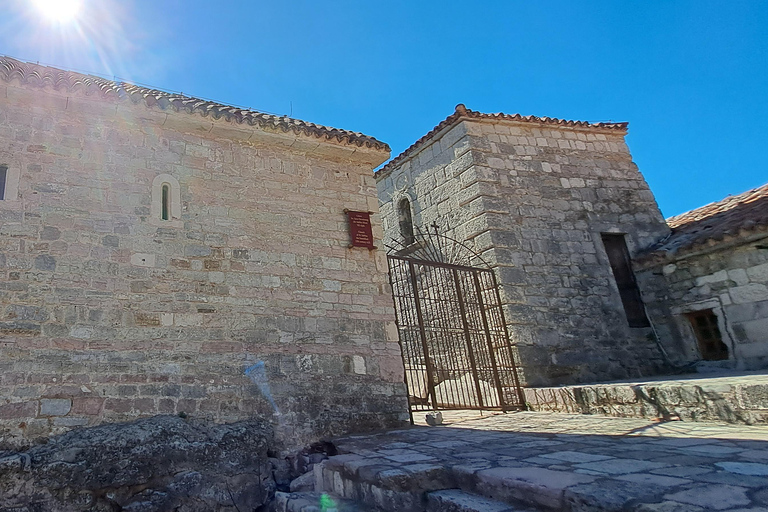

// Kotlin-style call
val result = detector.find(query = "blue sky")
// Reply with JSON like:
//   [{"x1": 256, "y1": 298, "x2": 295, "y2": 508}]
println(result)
[{"x1": 2, "y1": 0, "x2": 766, "y2": 217}]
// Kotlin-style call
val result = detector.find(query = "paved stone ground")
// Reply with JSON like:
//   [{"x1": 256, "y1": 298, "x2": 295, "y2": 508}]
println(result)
[{"x1": 324, "y1": 411, "x2": 768, "y2": 511}]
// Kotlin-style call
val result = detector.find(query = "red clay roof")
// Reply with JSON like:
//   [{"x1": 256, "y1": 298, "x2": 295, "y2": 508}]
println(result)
[
  {"x1": 377, "y1": 104, "x2": 628, "y2": 177},
  {"x1": 0, "y1": 56, "x2": 389, "y2": 151},
  {"x1": 642, "y1": 182, "x2": 768, "y2": 261}
]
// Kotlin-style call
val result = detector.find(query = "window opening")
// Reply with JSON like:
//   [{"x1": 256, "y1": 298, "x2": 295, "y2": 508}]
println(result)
[
  {"x1": 0, "y1": 165, "x2": 7, "y2": 200},
  {"x1": 161, "y1": 183, "x2": 170, "y2": 221},
  {"x1": 686, "y1": 309, "x2": 729, "y2": 361},
  {"x1": 398, "y1": 198, "x2": 415, "y2": 246},
  {"x1": 601, "y1": 233, "x2": 650, "y2": 328}
]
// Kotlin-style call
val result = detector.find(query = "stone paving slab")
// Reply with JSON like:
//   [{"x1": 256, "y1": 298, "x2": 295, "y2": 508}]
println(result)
[{"x1": 328, "y1": 412, "x2": 768, "y2": 511}]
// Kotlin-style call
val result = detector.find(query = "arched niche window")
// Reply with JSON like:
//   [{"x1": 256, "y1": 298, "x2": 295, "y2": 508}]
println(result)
[
  {"x1": 150, "y1": 174, "x2": 182, "y2": 227},
  {"x1": 398, "y1": 197, "x2": 415, "y2": 246},
  {"x1": 161, "y1": 183, "x2": 170, "y2": 220}
]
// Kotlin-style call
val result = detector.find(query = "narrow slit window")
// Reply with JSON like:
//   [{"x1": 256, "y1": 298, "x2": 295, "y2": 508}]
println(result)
[
  {"x1": 0, "y1": 165, "x2": 7, "y2": 200},
  {"x1": 686, "y1": 309, "x2": 729, "y2": 361},
  {"x1": 601, "y1": 233, "x2": 650, "y2": 328},
  {"x1": 161, "y1": 183, "x2": 170, "y2": 221},
  {"x1": 398, "y1": 198, "x2": 415, "y2": 246}
]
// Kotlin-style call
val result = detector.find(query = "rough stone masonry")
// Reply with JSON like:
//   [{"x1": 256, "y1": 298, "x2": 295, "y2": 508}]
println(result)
[
  {"x1": 377, "y1": 105, "x2": 671, "y2": 386},
  {"x1": 0, "y1": 57, "x2": 409, "y2": 449}
]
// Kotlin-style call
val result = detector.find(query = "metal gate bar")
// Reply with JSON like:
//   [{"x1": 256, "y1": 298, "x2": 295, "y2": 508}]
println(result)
[{"x1": 387, "y1": 255, "x2": 524, "y2": 413}]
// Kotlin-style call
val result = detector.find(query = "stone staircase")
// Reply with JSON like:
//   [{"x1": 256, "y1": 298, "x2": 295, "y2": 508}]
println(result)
[
  {"x1": 274, "y1": 453, "x2": 542, "y2": 512},
  {"x1": 275, "y1": 488, "x2": 528, "y2": 512},
  {"x1": 273, "y1": 399, "x2": 768, "y2": 511}
]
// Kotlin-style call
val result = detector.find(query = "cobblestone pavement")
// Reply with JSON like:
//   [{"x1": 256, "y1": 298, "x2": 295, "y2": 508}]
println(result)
[{"x1": 327, "y1": 411, "x2": 768, "y2": 511}]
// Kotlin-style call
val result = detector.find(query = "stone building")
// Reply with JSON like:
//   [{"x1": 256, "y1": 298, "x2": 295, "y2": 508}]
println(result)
[
  {"x1": 0, "y1": 57, "x2": 409, "y2": 448},
  {"x1": 377, "y1": 105, "x2": 672, "y2": 386},
  {"x1": 636, "y1": 183, "x2": 768, "y2": 370}
]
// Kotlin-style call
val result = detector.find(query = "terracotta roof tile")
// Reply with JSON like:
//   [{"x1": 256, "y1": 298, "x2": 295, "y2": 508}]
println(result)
[
  {"x1": 642, "y1": 182, "x2": 768, "y2": 261},
  {"x1": 0, "y1": 56, "x2": 389, "y2": 152},
  {"x1": 377, "y1": 104, "x2": 628, "y2": 176}
]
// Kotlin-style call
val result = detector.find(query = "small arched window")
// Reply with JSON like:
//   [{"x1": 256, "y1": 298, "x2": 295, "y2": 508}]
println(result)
[
  {"x1": 151, "y1": 174, "x2": 182, "y2": 227},
  {"x1": 161, "y1": 183, "x2": 170, "y2": 221},
  {"x1": 398, "y1": 198, "x2": 415, "y2": 246}
]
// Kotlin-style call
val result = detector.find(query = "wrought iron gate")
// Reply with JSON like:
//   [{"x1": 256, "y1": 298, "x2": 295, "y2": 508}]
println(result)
[{"x1": 388, "y1": 255, "x2": 525, "y2": 413}]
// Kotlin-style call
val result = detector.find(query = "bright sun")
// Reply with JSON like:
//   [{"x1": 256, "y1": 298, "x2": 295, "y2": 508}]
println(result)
[{"x1": 31, "y1": 0, "x2": 83, "y2": 23}]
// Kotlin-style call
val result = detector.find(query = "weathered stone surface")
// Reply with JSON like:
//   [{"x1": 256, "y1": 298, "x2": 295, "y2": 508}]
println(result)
[
  {"x1": 288, "y1": 471, "x2": 315, "y2": 492},
  {"x1": 637, "y1": 233, "x2": 768, "y2": 371},
  {"x1": 664, "y1": 484, "x2": 751, "y2": 510},
  {"x1": 715, "y1": 461, "x2": 768, "y2": 476},
  {"x1": 476, "y1": 466, "x2": 595, "y2": 509},
  {"x1": 0, "y1": 64, "x2": 409, "y2": 448},
  {"x1": 0, "y1": 415, "x2": 275, "y2": 512},
  {"x1": 426, "y1": 489, "x2": 517, "y2": 512},
  {"x1": 425, "y1": 411, "x2": 443, "y2": 426},
  {"x1": 39, "y1": 398, "x2": 72, "y2": 417},
  {"x1": 312, "y1": 410, "x2": 768, "y2": 512}
]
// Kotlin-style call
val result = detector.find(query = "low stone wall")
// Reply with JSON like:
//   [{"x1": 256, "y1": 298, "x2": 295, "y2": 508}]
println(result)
[{"x1": 523, "y1": 373, "x2": 768, "y2": 424}]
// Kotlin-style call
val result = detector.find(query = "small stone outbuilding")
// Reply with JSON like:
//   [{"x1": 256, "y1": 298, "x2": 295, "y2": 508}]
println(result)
[
  {"x1": 377, "y1": 105, "x2": 671, "y2": 386},
  {"x1": 636, "y1": 183, "x2": 768, "y2": 370}
]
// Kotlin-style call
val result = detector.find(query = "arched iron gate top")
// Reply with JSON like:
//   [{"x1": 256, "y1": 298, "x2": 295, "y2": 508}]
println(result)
[{"x1": 384, "y1": 225, "x2": 494, "y2": 270}]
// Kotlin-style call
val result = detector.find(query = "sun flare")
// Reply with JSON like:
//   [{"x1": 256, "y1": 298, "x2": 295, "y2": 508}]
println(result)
[{"x1": 31, "y1": 0, "x2": 83, "y2": 23}]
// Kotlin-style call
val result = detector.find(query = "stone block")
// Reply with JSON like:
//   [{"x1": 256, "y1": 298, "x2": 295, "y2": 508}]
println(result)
[
  {"x1": 477, "y1": 466, "x2": 595, "y2": 510},
  {"x1": 573, "y1": 458, "x2": 669, "y2": 474},
  {"x1": 730, "y1": 283, "x2": 768, "y2": 304},
  {"x1": 134, "y1": 312, "x2": 161, "y2": 327},
  {"x1": 747, "y1": 262, "x2": 768, "y2": 282},
  {"x1": 426, "y1": 489, "x2": 516, "y2": 512},
  {"x1": 53, "y1": 417, "x2": 89, "y2": 427},
  {"x1": 34, "y1": 254, "x2": 56, "y2": 271},
  {"x1": 40, "y1": 226, "x2": 61, "y2": 240},
  {"x1": 130, "y1": 253, "x2": 156, "y2": 267},
  {"x1": 40, "y1": 398, "x2": 72, "y2": 417},
  {"x1": 664, "y1": 484, "x2": 750, "y2": 510},
  {"x1": 0, "y1": 401, "x2": 37, "y2": 419}
]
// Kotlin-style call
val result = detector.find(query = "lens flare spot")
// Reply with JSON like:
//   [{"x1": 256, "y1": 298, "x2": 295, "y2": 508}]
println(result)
[
  {"x1": 320, "y1": 493, "x2": 337, "y2": 511},
  {"x1": 31, "y1": 0, "x2": 83, "y2": 23}
]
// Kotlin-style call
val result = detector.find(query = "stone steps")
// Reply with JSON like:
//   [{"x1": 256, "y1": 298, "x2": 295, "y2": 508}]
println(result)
[
  {"x1": 305, "y1": 412, "x2": 768, "y2": 512},
  {"x1": 427, "y1": 489, "x2": 527, "y2": 512},
  {"x1": 274, "y1": 488, "x2": 528, "y2": 512},
  {"x1": 314, "y1": 455, "x2": 542, "y2": 512},
  {"x1": 274, "y1": 491, "x2": 376, "y2": 512}
]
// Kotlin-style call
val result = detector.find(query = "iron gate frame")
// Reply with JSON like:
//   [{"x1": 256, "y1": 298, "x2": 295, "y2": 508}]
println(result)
[{"x1": 387, "y1": 254, "x2": 525, "y2": 418}]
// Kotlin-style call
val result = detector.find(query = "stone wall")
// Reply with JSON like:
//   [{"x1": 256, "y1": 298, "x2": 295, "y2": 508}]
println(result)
[
  {"x1": 377, "y1": 109, "x2": 671, "y2": 386},
  {"x1": 0, "y1": 77, "x2": 409, "y2": 448},
  {"x1": 637, "y1": 238, "x2": 768, "y2": 369}
]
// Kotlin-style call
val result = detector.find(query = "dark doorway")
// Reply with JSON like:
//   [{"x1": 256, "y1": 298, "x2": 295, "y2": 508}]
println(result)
[
  {"x1": 686, "y1": 309, "x2": 729, "y2": 361},
  {"x1": 601, "y1": 233, "x2": 650, "y2": 328}
]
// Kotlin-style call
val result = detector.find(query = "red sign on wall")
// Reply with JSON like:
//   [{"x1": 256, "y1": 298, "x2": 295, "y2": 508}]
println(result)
[{"x1": 345, "y1": 210, "x2": 376, "y2": 249}]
